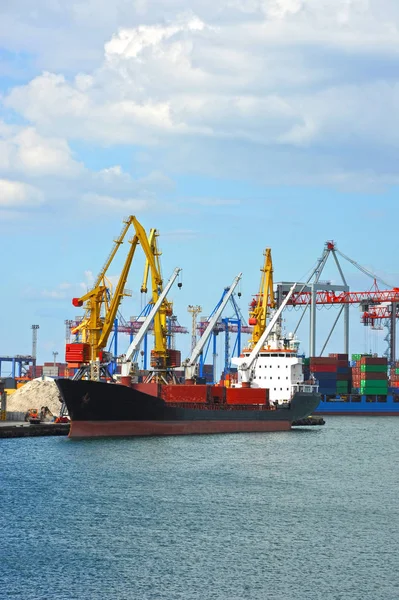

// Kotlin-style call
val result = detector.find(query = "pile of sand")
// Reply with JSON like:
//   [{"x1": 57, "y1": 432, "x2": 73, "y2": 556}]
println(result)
[{"x1": 6, "y1": 379, "x2": 63, "y2": 415}]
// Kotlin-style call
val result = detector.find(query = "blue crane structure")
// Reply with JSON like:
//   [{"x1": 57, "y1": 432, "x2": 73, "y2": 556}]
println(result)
[
  {"x1": 0, "y1": 355, "x2": 36, "y2": 379},
  {"x1": 197, "y1": 290, "x2": 252, "y2": 384}
]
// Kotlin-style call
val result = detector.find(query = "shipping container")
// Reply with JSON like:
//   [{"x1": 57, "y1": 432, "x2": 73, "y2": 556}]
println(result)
[
  {"x1": 310, "y1": 357, "x2": 340, "y2": 365},
  {"x1": 336, "y1": 383, "x2": 349, "y2": 393},
  {"x1": 43, "y1": 366, "x2": 59, "y2": 377},
  {"x1": 360, "y1": 365, "x2": 387, "y2": 373},
  {"x1": 314, "y1": 372, "x2": 338, "y2": 381},
  {"x1": 337, "y1": 373, "x2": 351, "y2": 381},
  {"x1": 360, "y1": 357, "x2": 387, "y2": 365},
  {"x1": 360, "y1": 372, "x2": 387, "y2": 381},
  {"x1": 311, "y1": 364, "x2": 337, "y2": 373},
  {"x1": 161, "y1": 385, "x2": 209, "y2": 404},
  {"x1": 166, "y1": 350, "x2": 181, "y2": 368},
  {"x1": 360, "y1": 384, "x2": 388, "y2": 392},
  {"x1": 66, "y1": 343, "x2": 90, "y2": 363},
  {"x1": 226, "y1": 387, "x2": 269, "y2": 405}
]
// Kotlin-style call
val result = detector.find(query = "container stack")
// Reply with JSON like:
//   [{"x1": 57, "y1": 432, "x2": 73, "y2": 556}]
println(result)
[
  {"x1": 388, "y1": 361, "x2": 399, "y2": 392},
  {"x1": 310, "y1": 354, "x2": 350, "y2": 395},
  {"x1": 331, "y1": 353, "x2": 351, "y2": 395},
  {"x1": 351, "y1": 356, "x2": 388, "y2": 395},
  {"x1": 310, "y1": 357, "x2": 338, "y2": 395}
]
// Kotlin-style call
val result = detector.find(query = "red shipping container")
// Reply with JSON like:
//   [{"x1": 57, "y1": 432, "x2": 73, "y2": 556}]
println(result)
[
  {"x1": 337, "y1": 360, "x2": 349, "y2": 367},
  {"x1": 226, "y1": 387, "x2": 268, "y2": 405},
  {"x1": 337, "y1": 373, "x2": 351, "y2": 381},
  {"x1": 329, "y1": 354, "x2": 349, "y2": 360},
  {"x1": 311, "y1": 364, "x2": 337, "y2": 372},
  {"x1": 161, "y1": 384, "x2": 209, "y2": 403},
  {"x1": 167, "y1": 350, "x2": 181, "y2": 368},
  {"x1": 310, "y1": 357, "x2": 339, "y2": 365},
  {"x1": 360, "y1": 372, "x2": 388, "y2": 381},
  {"x1": 66, "y1": 343, "x2": 90, "y2": 363},
  {"x1": 360, "y1": 357, "x2": 387, "y2": 365}
]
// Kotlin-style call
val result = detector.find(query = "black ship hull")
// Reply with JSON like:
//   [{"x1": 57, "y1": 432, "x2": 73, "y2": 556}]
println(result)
[{"x1": 56, "y1": 379, "x2": 321, "y2": 438}]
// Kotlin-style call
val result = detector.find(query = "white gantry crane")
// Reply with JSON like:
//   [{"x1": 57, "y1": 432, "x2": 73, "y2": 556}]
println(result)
[
  {"x1": 239, "y1": 283, "x2": 298, "y2": 385},
  {"x1": 183, "y1": 273, "x2": 243, "y2": 382},
  {"x1": 121, "y1": 268, "x2": 181, "y2": 376}
]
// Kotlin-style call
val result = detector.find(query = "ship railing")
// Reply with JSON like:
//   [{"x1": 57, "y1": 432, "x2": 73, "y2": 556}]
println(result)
[{"x1": 292, "y1": 383, "x2": 319, "y2": 394}]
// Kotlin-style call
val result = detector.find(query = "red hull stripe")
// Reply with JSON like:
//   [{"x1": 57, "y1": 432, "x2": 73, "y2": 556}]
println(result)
[{"x1": 69, "y1": 420, "x2": 291, "y2": 438}]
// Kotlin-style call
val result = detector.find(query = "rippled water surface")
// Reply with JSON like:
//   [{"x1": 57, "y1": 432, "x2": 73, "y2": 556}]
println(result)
[{"x1": 1, "y1": 418, "x2": 399, "y2": 600}]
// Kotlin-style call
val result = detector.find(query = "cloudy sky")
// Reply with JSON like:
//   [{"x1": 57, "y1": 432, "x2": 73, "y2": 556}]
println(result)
[{"x1": 1, "y1": 0, "x2": 399, "y2": 369}]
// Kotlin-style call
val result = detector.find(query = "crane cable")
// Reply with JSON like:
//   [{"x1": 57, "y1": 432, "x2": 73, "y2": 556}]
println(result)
[{"x1": 335, "y1": 249, "x2": 393, "y2": 289}]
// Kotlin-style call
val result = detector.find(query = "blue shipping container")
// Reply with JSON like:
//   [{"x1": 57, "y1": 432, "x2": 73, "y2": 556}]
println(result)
[
  {"x1": 315, "y1": 372, "x2": 338, "y2": 381},
  {"x1": 318, "y1": 380, "x2": 339, "y2": 388}
]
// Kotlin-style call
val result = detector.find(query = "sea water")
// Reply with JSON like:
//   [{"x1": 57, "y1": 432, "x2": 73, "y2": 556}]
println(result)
[{"x1": 1, "y1": 418, "x2": 399, "y2": 600}]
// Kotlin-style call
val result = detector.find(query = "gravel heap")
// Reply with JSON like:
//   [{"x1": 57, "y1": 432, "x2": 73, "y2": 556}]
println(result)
[{"x1": 6, "y1": 379, "x2": 63, "y2": 415}]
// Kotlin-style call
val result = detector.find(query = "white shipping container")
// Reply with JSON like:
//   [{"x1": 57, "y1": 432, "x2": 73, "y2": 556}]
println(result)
[{"x1": 42, "y1": 366, "x2": 59, "y2": 377}]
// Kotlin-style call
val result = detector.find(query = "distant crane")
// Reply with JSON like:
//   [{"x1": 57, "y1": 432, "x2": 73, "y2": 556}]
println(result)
[
  {"x1": 277, "y1": 241, "x2": 399, "y2": 361},
  {"x1": 187, "y1": 305, "x2": 202, "y2": 352},
  {"x1": 183, "y1": 274, "x2": 242, "y2": 383},
  {"x1": 197, "y1": 289, "x2": 252, "y2": 383}
]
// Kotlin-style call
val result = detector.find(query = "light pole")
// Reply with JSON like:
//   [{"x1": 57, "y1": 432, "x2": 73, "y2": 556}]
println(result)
[{"x1": 31, "y1": 325, "x2": 39, "y2": 378}]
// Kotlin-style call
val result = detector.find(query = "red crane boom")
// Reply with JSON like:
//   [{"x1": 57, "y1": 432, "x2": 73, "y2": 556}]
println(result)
[{"x1": 287, "y1": 289, "x2": 399, "y2": 306}]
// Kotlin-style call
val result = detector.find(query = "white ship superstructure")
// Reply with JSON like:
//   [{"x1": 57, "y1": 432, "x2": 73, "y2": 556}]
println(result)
[{"x1": 232, "y1": 329, "x2": 317, "y2": 403}]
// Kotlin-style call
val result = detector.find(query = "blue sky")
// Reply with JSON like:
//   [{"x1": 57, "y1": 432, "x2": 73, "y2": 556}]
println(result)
[{"x1": 1, "y1": 0, "x2": 399, "y2": 373}]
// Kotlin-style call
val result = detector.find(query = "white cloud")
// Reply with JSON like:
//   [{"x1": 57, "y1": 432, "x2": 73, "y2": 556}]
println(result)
[
  {"x1": 2, "y1": 1, "x2": 399, "y2": 185},
  {"x1": 0, "y1": 123, "x2": 83, "y2": 177},
  {"x1": 82, "y1": 193, "x2": 151, "y2": 212},
  {"x1": 22, "y1": 271, "x2": 96, "y2": 302},
  {"x1": 0, "y1": 178, "x2": 44, "y2": 207}
]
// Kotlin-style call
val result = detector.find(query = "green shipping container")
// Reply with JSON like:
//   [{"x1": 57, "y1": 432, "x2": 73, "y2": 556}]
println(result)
[
  {"x1": 361, "y1": 391, "x2": 388, "y2": 397},
  {"x1": 360, "y1": 380, "x2": 388, "y2": 387},
  {"x1": 360, "y1": 386, "x2": 388, "y2": 393},
  {"x1": 351, "y1": 354, "x2": 362, "y2": 361},
  {"x1": 395, "y1": 368, "x2": 399, "y2": 375},
  {"x1": 360, "y1": 365, "x2": 387, "y2": 373},
  {"x1": 336, "y1": 384, "x2": 349, "y2": 392}
]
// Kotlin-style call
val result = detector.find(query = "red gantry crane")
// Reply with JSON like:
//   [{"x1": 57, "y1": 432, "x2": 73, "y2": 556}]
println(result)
[{"x1": 276, "y1": 241, "x2": 399, "y2": 362}]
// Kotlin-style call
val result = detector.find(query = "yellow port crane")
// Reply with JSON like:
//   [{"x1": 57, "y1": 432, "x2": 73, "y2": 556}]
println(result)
[
  {"x1": 247, "y1": 248, "x2": 276, "y2": 348},
  {"x1": 69, "y1": 216, "x2": 178, "y2": 381},
  {"x1": 140, "y1": 227, "x2": 174, "y2": 371}
]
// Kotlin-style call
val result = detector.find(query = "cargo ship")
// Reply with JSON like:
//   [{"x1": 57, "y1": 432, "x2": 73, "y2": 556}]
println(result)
[
  {"x1": 313, "y1": 393, "x2": 399, "y2": 415},
  {"x1": 307, "y1": 353, "x2": 399, "y2": 416},
  {"x1": 55, "y1": 378, "x2": 321, "y2": 438}
]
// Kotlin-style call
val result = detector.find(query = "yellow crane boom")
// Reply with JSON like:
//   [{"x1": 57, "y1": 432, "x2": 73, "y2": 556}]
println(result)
[
  {"x1": 248, "y1": 248, "x2": 276, "y2": 348},
  {"x1": 69, "y1": 216, "x2": 176, "y2": 380}
]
